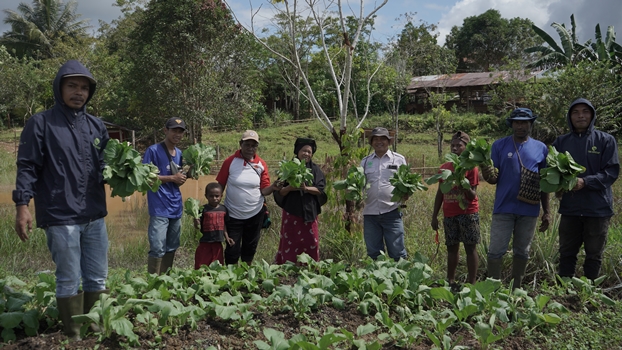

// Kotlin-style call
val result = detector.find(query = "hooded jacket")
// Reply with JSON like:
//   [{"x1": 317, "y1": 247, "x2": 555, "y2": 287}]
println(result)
[
  {"x1": 552, "y1": 98, "x2": 619, "y2": 217},
  {"x1": 13, "y1": 60, "x2": 109, "y2": 227}
]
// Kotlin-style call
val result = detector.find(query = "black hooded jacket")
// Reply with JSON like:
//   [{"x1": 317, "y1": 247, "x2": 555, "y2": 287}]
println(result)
[
  {"x1": 552, "y1": 98, "x2": 619, "y2": 217},
  {"x1": 13, "y1": 60, "x2": 109, "y2": 227}
]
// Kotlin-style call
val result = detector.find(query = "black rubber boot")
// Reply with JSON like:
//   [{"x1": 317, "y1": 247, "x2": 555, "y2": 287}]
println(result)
[
  {"x1": 148, "y1": 256, "x2": 162, "y2": 275},
  {"x1": 487, "y1": 258, "x2": 503, "y2": 280},
  {"x1": 512, "y1": 258, "x2": 529, "y2": 290},
  {"x1": 84, "y1": 289, "x2": 110, "y2": 332},
  {"x1": 56, "y1": 291, "x2": 84, "y2": 340},
  {"x1": 160, "y1": 251, "x2": 176, "y2": 274}
]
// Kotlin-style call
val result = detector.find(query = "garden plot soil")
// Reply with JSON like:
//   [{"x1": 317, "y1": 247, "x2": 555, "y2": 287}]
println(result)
[{"x1": 3, "y1": 303, "x2": 543, "y2": 350}]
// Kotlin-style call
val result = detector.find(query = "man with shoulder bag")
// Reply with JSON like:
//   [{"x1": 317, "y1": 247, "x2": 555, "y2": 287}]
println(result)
[
  {"x1": 143, "y1": 117, "x2": 188, "y2": 275},
  {"x1": 480, "y1": 108, "x2": 551, "y2": 289}
]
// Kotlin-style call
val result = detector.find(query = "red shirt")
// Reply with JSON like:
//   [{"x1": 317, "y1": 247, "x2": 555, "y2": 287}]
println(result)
[{"x1": 439, "y1": 162, "x2": 479, "y2": 217}]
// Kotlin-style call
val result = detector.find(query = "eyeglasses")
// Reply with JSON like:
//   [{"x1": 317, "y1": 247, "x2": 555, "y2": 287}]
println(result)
[{"x1": 241, "y1": 143, "x2": 259, "y2": 149}]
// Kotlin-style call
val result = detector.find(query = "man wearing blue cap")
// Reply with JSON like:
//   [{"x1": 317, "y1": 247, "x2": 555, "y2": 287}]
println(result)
[
  {"x1": 552, "y1": 98, "x2": 619, "y2": 281},
  {"x1": 143, "y1": 117, "x2": 188, "y2": 275},
  {"x1": 481, "y1": 108, "x2": 551, "y2": 289}
]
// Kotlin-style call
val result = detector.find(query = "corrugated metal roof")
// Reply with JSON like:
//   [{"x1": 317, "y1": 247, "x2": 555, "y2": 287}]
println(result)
[{"x1": 407, "y1": 70, "x2": 541, "y2": 92}]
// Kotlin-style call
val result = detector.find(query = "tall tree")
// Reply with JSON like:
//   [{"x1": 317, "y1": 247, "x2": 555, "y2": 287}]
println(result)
[
  {"x1": 1, "y1": 0, "x2": 89, "y2": 58},
  {"x1": 392, "y1": 16, "x2": 456, "y2": 76},
  {"x1": 445, "y1": 9, "x2": 541, "y2": 72},
  {"x1": 230, "y1": 0, "x2": 388, "y2": 231},
  {"x1": 126, "y1": 0, "x2": 263, "y2": 142}
]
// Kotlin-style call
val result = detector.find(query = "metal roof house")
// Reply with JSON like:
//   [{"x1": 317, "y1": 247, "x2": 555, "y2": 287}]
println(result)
[{"x1": 405, "y1": 71, "x2": 542, "y2": 113}]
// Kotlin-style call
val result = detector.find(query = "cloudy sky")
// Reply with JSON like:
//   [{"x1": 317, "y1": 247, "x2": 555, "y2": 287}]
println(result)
[{"x1": 1, "y1": 0, "x2": 620, "y2": 47}]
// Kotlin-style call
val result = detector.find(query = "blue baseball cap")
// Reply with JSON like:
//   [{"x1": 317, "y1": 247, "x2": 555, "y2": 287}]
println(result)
[{"x1": 506, "y1": 108, "x2": 537, "y2": 127}]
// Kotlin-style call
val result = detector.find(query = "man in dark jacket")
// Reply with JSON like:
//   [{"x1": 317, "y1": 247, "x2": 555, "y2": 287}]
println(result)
[
  {"x1": 552, "y1": 98, "x2": 619, "y2": 280},
  {"x1": 13, "y1": 60, "x2": 110, "y2": 339}
]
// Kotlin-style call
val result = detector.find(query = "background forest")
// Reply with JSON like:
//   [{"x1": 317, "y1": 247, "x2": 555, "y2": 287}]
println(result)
[
  {"x1": 0, "y1": 0, "x2": 620, "y2": 146},
  {"x1": 1, "y1": 1, "x2": 622, "y2": 349}
]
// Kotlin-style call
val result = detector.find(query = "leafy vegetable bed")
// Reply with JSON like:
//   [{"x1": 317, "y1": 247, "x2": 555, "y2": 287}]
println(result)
[{"x1": 3, "y1": 256, "x2": 615, "y2": 349}]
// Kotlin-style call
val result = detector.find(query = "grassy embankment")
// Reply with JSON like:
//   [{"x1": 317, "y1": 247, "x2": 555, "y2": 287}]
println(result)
[{"x1": 0, "y1": 117, "x2": 621, "y2": 294}]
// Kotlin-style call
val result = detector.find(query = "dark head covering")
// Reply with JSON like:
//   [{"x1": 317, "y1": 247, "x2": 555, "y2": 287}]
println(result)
[
  {"x1": 369, "y1": 127, "x2": 392, "y2": 145},
  {"x1": 165, "y1": 117, "x2": 187, "y2": 130},
  {"x1": 294, "y1": 138, "x2": 317, "y2": 155},
  {"x1": 506, "y1": 108, "x2": 537, "y2": 127},
  {"x1": 451, "y1": 131, "x2": 470, "y2": 145},
  {"x1": 567, "y1": 98, "x2": 596, "y2": 133},
  {"x1": 53, "y1": 60, "x2": 97, "y2": 109}
]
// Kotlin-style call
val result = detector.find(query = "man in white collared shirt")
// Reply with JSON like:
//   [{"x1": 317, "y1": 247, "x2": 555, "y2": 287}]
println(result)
[{"x1": 361, "y1": 127, "x2": 408, "y2": 261}]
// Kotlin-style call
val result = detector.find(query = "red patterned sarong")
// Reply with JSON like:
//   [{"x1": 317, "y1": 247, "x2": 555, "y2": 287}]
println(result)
[{"x1": 275, "y1": 210, "x2": 319, "y2": 264}]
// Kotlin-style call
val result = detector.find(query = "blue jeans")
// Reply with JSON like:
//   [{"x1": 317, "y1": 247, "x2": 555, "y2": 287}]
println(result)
[
  {"x1": 487, "y1": 214, "x2": 538, "y2": 260},
  {"x1": 46, "y1": 218, "x2": 108, "y2": 298},
  {"x1": 363, "y1": 209, "x2": 407, "y2": 261},
  {"x1": 148, "y1": 216, "x2": 181, "y2": 258}
]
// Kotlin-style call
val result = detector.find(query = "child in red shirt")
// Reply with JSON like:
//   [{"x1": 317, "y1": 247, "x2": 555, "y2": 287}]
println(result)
[
  {"x1": 431, "y1": 131, "x2": 480, "y2": 287},
  {"x1": 194, "y1": 182, "x2": 234, "y2": 269}
]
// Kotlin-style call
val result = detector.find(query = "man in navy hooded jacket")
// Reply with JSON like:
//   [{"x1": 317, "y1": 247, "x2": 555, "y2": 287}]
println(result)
[
  {"x1": 13, "y1": 60, "x2": 110, "y2": 339},
  {"x1": 552, "y1": 98, "x2": 619, "y2": 280}
]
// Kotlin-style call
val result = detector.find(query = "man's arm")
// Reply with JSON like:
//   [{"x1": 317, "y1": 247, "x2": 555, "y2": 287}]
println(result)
[
  {"x1": 577, "y1": 136, "x2": 619, "y2": 191},
  {"x1": 431, "y1": 187, "x2": 444, "y2": 231},
  {"x1": 539, "y1": 192, "x2": 551, "y2": 232},
  {"x1": 13, "y1": 116, "x2": 45, "y2": 241}
]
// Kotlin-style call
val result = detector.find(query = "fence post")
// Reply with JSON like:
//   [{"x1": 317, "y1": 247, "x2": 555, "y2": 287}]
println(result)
[{"x1": 422, "y1": 154, "x2": 426, "y2": 177}]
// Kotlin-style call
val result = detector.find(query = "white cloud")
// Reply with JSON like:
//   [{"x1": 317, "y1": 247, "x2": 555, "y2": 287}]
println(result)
[
  {"x1": 436, "y1": 0, "x2": 622, "y2": 46},
  {"x1": 436, "y1": 0, "x2": 560, "y2": 45}
]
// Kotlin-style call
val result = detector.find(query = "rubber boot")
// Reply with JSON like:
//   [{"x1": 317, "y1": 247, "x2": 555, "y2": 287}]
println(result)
[
  {"x1": 148, "y1": 256, "x2": 162, "y2": 275},
  {"x1": 57, "y1": 291, "x2": 84, "y2": 340},
  {"x1": 84, "y1": 289, "x2": 110, "y2": 333},
  {"x1": 160, "y1": 251, "x2": 176, "y2": 274},
  {"x1": 512, "y1": 257, "x2": 529, "y2": 290},
  {"x1": 487, "y1": 258, "x2": 503, "y2": 280}
]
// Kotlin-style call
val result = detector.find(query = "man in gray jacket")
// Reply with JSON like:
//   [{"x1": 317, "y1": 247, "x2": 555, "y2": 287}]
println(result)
[{"x1": 552, "y1": 98, "x2": 619, "y2": 280}]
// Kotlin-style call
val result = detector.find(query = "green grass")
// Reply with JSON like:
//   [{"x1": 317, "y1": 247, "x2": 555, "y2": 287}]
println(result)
[
  {"x1": 1, "y1": 120, "x2": 622, "y2": 349},
  {"x1": 2, "y1": 120, "x2": 622, "y2": 294}
]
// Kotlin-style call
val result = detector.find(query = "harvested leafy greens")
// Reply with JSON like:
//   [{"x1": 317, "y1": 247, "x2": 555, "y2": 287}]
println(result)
[
  {"x1": 540, "y1": 145, "x2": 586, "y2": 193},
  {"x1": 184, "y1": 198, "x2": 202, "y2": 220},
  {"x1": 103, "y1": 139, "x2": 161, "y2": 198},
  {"x1": 333, "y1": 166, "x2": 368, "y2": 203},
  {"x1": 459, "y1": 138, "x2": 494, "y2": 169},
  {"x1": 426, "y1": 153, "x2": 474, "y2": 210},
  {"x1": 276, "y1": 158, "x2": 313, "y2": 188},
  {"x1": 389, "y1": 164, "x2": 428, "y2": 202},
  {"x1": 182, "y1": 143, "x2": 216, "y2": 179}
]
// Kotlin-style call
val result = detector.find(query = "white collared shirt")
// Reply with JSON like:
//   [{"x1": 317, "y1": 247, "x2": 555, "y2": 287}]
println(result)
[{"x1": 360, "y1": 150, "x2": 407, "y2": 215}]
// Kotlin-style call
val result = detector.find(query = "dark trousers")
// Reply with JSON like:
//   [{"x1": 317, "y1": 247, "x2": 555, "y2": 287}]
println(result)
[
  {"x1": 224, "y1": 209, "x2": 264, "y2": 265},
  {"x1": 558, "y1": 215, "x2": 610, "y2": 280}
]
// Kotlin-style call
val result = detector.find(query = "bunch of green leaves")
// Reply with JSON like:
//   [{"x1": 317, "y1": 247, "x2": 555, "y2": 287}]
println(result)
[
  {"x1": 426, "y1": 153, "x2": 472, "y2": 209},
  {"x1": 276, "y1": 158, "x2": 313, "y2": 188},
  {"x1": 333, "y1": 166, "x2": 368, "y2": 202},
  {"x1": 183, "y1": 198, "x2": 201, "y2": 220},
  {"x1": 0, "y1": 274, "x2": 56, "y2": 342},
  {"x1": 182, "y1": 143, "x2": 216, "y2": 180},
  {"x1": 389, "y1": 165, "x2": 428, "y2": 202},
  {"x1": 540, "y1": 145, "x2": 586, "y2": 193},
  {"x1": 103, "y1": 139, "x2": 161, "y2": 198},
  {"x1": 459, "y1": 138, "x2": 493, "y2": 169}
]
